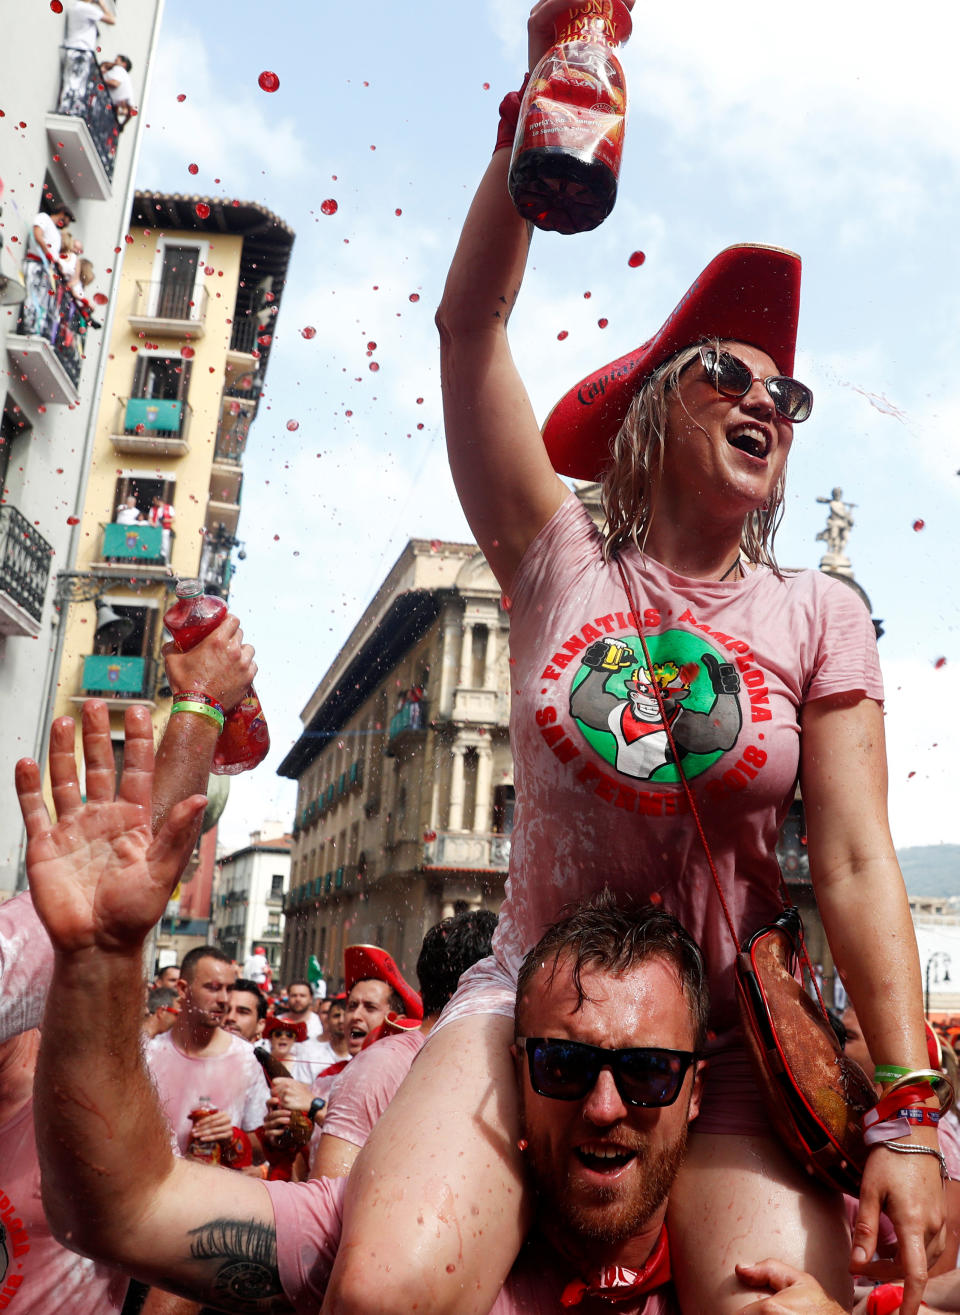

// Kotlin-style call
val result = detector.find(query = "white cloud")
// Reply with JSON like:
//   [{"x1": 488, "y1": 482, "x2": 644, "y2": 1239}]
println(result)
[{"x1": 882, "y1": 657, "x2": 960, "y2": 848}]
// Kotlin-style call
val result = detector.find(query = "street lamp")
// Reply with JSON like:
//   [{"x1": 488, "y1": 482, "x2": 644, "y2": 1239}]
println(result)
[{"x1": 925, "y1": 951, "x2": 951, "y2": 1017}]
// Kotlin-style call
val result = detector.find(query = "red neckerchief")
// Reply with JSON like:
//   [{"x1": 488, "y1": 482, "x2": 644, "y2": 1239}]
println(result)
[
  {"x1": 619, "y1": 703, "x2": 674, "y2": 745},
  {"x1": 560, "y1": 1224, "x2": 671, "y2": 1307}
]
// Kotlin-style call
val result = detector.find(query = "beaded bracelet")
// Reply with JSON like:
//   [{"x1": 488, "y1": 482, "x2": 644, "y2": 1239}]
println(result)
[
  {"x1": 172, "y1": 699, "x2": 225, "y2": 731},
  {"x1": 173, "y1": 690, "x2": 225, "y2": 717}
]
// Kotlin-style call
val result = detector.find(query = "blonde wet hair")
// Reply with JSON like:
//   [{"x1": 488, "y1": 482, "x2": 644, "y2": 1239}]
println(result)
[{"x1": 600, "y1": 338, "x2": 786, "y2": 576}]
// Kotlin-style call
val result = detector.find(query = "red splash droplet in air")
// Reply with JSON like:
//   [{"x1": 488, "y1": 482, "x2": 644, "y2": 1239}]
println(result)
[
  {"x1": 415, "y1": 397, "x2": 423, "y2": 405},
  {"x1": 204, "y1": 265, "x2": 214, "y2": 275},
  {"x1": 188, "y1": 162, "x2": 198, "y2": 175},
  {"x1": 50, "y1": 1, "x2": 63, "y2": 11},
  {"x1": 273, "y1": 533, "x2": 280, "y2": 541},
  {"x1": 430, "y1": 539, "x2": 442, "y2": 552},
  {"x1": 181, "y1": 346, "x2": 195, "y2": 359},
  {"x1": 258, "y1": 70, "x2": 280, "y2": 93},
  {"x1": 557, "y1": 330, "x2": 568, "y2": 341},
  {"x1": 409, "y1": 293, "x2": 420, "y2": 303},
  {"x1": 913, "y1": 519, "x2": 925, "y2": 531},
  {"x1": 934, "y1": 657, "x2": 947, "y2": 670},
  {"x1": 92, "y1": 292, "x2": 108, "y2": 305},
  {"x1": 369, "y1": 362, "x2": 380, "y2": 372},
  {"x1": 598, "y1": 317, "x2": 609, "y2": 329},
  {"x1": 320, "y1": 198, "x2": 338, "y2": 216},
  {"x1": 366, "y1": 341, "x2": 377, "y2": 351},
  {"x1": 66, "y1": 515, "x2": 79, "y2": 525},
  {"x1": 395, "y1": 208, "x2": 402, "y2": 216},
  {"x1": 583, "y1": 290, "x2": 592, "y2": 299},
  {"x1": 628, "y1": 250, "x2": 646, "y2": 268},
  {"x1": 908, "y1": 771, "x2": 916, "y2": 779},
  {"x1": 195, "y1": 202, "x2": 210, "y2": 219},
  {"x1": 124, "y1": 234, "x2": 134, "y2": 244},
  {"x1": 301, "y1": 326, "x2": 316, "y2": 339},
  {"x1": 483, "y1": 82, "x2": 490, "y2": 90},
  {"x1": 345, "y1": 410, "x2": 353, "y2": 417},
  {"x1": 176, "y1": 93, "x2": 186, "y2": 102},
  {"x1": 649, "y1": 891, "x2": 663, "y2": 906},
  {"x1": 416, "y1": 423, "x2": 424, "y2": 430},
  {"x1": 423, "y1": 829, "x2": 437, "y2": 842},
  {"x1": 286, "y1": 419, "x2": 299, "y2": 432}
]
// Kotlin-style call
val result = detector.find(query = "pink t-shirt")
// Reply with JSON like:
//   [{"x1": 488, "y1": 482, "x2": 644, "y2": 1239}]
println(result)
[
  {"x1": 144, "y1": 1030, "x2": 269, "y2": 1155},
  {"x1": 322, "y1": 1030, "x2": 425, "y2": 1149},
  {"x1": 0, "y1": 894, "x2": 52, "y2": 1044},
  {"x1": 0, "y1": 1096, "x2": 128, "y2": 1312},
  {"x1": 265, "y1": 1176, "x2": 675, "y2": 1314},
  {"x1": 489, "y1": 495, "x2": 882, "y2": 1033}
]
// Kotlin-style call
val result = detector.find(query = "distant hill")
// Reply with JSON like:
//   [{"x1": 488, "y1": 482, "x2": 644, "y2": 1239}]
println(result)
[{"x1": 896, "y1": 845, "x2": 960, "y2": 897}]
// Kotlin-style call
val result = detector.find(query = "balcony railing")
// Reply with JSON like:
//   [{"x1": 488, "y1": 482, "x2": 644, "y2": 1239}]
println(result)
[
  {"x1": 55, "y1": 49, "x2": 120, "y2": 180},
  {"x1": 100, "y1": 522, "x2": 166, "y2": 566},
  {"x1": 223, "y1": 375, "x2": 261, "y2": 403},
  {"x1": 214, "y1": 410, "x2": 251, "y2": 463},
  {"x1": 386, "y1": 699, "x2": 428, "y2": 755},
  {"x1": 119, "y1": 396, "x2": 191, "y2": 440},
  {"x1": 14, "y1": 279, "x2": 87, "y2": 397},
  {"x1": 0, "y1": 506, "x2": 53, "y2": 634},
  {"x1": 81, "y1": 654, "x2": 158, "y2": 700},
  {"x1": 229, "y1": 317, "x2": 259, "y2": 354},
  {"x1": 130, "y1": 280, "x2": 208, "y2": 330}
]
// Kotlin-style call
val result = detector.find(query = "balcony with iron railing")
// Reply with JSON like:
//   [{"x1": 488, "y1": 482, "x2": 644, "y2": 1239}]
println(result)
[
  {"x1": 229, "y1": 317, "x2": 260, "y2": 355},
  {"x1": 214, "y1": 408, "x2": 251, "y2": 464},
  {"x1": 207, "y1": 467, "x2": 243, "y2": 536},
  {"x1": 75, "y1": 654, "x2": 159, "y2": 708},
  {"x1": 110, "y1": 395, "x2": 193, "y2": 457},
  {"x1": 128, "y1": 280, "x2": 208, "y2": 338},
  {"x1": 385, "y1": 699, "x2": 428, "y2": 756},
  {"x1": 10, "y1": 281, "x2": 87, "y2": 405},
  {"x1": 0, "y1": 506, "x2": 53, "y2": 638},
  {"x1": 46, "y1": 49, "x2": 121, "y2": 200}
]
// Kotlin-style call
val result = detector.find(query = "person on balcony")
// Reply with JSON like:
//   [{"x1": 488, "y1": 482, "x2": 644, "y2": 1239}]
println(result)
[
  {"x1": 115, "y1": 495, "x2": 141, "y2": 526},
  {"x1": 100, "y1": 55, "x2": 137, "y2": 127},
  {"x1": 20, "y1": 204, "x2": 74, "y2": 337},
  {"x1": 148, "y1": 495, "x2": 175, "y2": 562},
  {"x1": 59, "y1": 0, "x2": 116, "y2": 118}
]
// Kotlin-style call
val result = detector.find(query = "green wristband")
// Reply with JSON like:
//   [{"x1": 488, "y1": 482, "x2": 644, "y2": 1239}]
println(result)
[
  {"x1": 874, "y1": 1064, "x2": 937, "y2": 1086},
  {"x1": 172, "y1": 699, "x2": 225, "y2": 731}
]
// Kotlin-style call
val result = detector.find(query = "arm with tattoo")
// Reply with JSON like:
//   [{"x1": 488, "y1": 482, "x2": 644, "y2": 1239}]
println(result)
[{"x1": 19, "y1": 705, "x2": 290, "y2": 1312}]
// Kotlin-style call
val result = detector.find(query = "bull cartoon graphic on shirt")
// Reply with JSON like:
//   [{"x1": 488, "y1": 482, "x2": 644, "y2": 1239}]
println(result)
[{"x1": 570, "y1": 635, "x2": 742, "y2": 781}]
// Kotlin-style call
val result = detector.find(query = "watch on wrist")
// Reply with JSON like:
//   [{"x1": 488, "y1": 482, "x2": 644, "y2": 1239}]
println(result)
[{"x1": 308, "y1": 1097, "x2": 326, "y2": 1123}]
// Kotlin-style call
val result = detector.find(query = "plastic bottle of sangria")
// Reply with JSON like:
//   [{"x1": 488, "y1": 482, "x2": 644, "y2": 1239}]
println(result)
[
  {"x1": 508, "y1": 0, "x2": 631, "y2": 234},
  {"x1": 163, "y1": 579, "x2": 269, "y2": 775},
  {"x1": 187, "y1": 1095, "x2": 222, "y2": 1164}
]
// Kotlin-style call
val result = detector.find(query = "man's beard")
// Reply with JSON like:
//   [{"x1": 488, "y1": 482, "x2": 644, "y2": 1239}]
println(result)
[{"x1": 523, "y1": 1120, "x2": 689, "y2": 1250}]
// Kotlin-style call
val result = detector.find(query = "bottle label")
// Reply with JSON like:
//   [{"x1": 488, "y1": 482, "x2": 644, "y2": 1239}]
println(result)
[
  {"x1": 515, "y1": 47, "x2": 627, "y2": 174},
  {"x1": 556, "y1": 0, "x2": 618, "y2": 45}
]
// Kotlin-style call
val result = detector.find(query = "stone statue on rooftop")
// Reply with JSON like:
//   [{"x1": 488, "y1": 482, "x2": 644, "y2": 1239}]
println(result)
[{"x1": 816, "y1": 487, "x2": 855, "y2": 574}]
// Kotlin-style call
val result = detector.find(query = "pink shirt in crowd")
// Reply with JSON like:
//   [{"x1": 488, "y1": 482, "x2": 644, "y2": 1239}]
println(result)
[
  {"x1": 265, "y1": 1176, "x2": 675, "y2": 1314},
  {"x1": 0, "y1": 1096, "x2": 128, "y2": 1312},
  {"x1": 322, "y1": 1029, "x2": 425, "y2": 1149},
  {"x1": 144, "y1": 1030, "x2": 269, "y2": 1155}
]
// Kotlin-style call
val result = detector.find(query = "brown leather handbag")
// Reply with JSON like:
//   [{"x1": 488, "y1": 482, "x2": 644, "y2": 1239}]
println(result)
[{"x1": 616, "y1": 560, "x2": 875, "y2": 1193}]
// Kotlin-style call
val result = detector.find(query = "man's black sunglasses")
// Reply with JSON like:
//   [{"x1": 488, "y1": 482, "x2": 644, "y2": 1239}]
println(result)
[
  {"x1": 700, "y1": 345, "x2": 813, "y2": 423},
  {"x1": 517, "y1": 1037, "x2": 700, "y2": 1108}
]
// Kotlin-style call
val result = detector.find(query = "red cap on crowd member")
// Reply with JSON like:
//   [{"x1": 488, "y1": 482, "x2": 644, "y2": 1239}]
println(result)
[
  {"x1": 263, "y1": 1015, "x2": 307, "y2": 1043},
  {"x1": 344, "y1": 944, "x2": 423, "y2": 1021}
]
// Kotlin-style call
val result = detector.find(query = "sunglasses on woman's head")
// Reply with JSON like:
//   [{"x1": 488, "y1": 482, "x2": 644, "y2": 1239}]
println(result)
[
  {"x1": 516, "y1": 1037, "x2": 700, "y2": 1108},
  {"x1": 699, "y1": 345, "x2": 813, "y2": 423}
]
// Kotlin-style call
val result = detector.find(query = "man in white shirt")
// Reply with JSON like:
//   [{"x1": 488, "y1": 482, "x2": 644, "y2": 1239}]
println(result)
[
  {"x1": 59, "y1": 0, "x2": 115, "y2": 117},
  {"x1": 21, "y1": 205, "x2": 74, "y2": 336}
]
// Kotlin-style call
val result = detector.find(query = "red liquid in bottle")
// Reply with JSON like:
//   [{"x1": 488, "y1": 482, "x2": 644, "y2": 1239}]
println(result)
[
  {"x1": 509, "y1": 0, "x2": 631, "y2": 235},
  {"x1": 163, "y1": 579, "x2": 270, "y2": 775},
  {"x1": 187, "y1": 1096, "x2": 222, "y2": 1163}
]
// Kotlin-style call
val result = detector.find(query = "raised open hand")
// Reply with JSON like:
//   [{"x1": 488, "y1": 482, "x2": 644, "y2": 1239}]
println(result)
[{"x1": 15, "y1": 700, "x2": 207, "y2": 955}]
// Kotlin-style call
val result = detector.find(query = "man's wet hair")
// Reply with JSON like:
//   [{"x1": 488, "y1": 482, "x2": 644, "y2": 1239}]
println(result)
[
  {"x1": 146, "y1": 986, "x2": 177, "y2": 1015},
  {"x1": 515, "y1": 889, "x2": 709, "y2": 1050},
  {"x1": 180, "y1": 944, "x2": 232, "y2": 983},
  {"x1": 417, "y1": 909, "x2": 498, "y2": 1017},
  {"x1": 232, "y1": 978, "x2": 268, "y2": 1021}
]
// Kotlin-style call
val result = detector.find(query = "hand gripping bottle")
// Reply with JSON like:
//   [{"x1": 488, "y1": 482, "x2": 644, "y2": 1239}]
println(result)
[
  {"x1": 187, "y1": 1095, "x2": 222, "y2": 1163},
  {"x1": 163, "y1": 578, "x2": 269, "y2": 775},
  {"x1": 508, "y1": 0, "x2": 631, "y2": 234}
]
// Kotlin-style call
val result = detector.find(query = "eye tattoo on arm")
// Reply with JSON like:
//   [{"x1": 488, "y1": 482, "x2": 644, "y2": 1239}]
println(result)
[{"x1": 187, "y1": 1218, "x2": 288, "y2": 1312}]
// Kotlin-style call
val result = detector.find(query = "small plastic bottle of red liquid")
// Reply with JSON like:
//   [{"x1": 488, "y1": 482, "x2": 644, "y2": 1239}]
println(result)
[
  {"x1": 187, "y1": 1095, "x2": 222, "y2": 1164},
  {"x1": 508, "y1": 0, "x2": 631, "y2": 235},
  {"x1": 163, "y1": 578, "x2": 269, "y2": 775}
]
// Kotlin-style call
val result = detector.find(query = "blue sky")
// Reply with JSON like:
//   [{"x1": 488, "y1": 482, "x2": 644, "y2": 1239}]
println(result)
[{"x1": 135, "y1": 0, "x2": 960, "y2": 853}]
